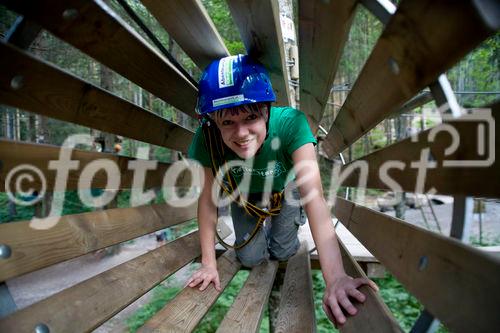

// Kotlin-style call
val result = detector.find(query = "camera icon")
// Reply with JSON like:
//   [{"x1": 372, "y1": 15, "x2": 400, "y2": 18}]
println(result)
[{"x1": 412, "y1": 108, "x2": 495, "y2": 168}]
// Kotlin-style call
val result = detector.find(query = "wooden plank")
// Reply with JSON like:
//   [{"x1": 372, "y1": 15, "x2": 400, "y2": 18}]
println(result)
[
  {"x1": 275, "y1": 242, "x2": 316, "y2": 333},
  {"x1": 216, "y1": 260, "x2": 278, "y2": 333},
  {"x1": 298, "y1": 0, "x2": 357, "y2": 131},
  {"x1": 141, "y1": 0, "x2": 229, "y2": 69},
  {"x1": 338, "y1": 103, "x2": 499, "y2": 197},
  {"x1": 333, "y1": 197, "x2": 500, "y2": 333},
  {"x1": 322, "y1": 0, "x2": 497, "y2": 157},
  {"x1": 0, "y1": 139, "x2": 194, "y2": 192},
  {"x1": 1, "y1": 0, "x2": 197, "y2": 117},
  {"x1": 0, "y1": 42, "x2": 193, "y2": 152},
  {"x1": 137, "y1": 250, "x2": 241, "y2": 333},
  {"x1": 0, "y1": 201, "x2": 197, "y2": 282},
  {"x1": 227, "y1": 0, "x2": 290, "y2": 106},
  {"x1": 0, "y1": 232, "x2": 200, "y2": 332},
  {"x1": 337, "y1": 238, "x2": 402, "y2": 332},
  {"x1": 0, "y1": 228, "x2": 232, "y2": 332}
]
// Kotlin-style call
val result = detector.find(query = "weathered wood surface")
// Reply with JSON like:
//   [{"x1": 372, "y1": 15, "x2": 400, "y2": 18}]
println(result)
[
  {"x1": 0, "y1": 42, "x2": 193, "y2": 152},
  {"x1": 227, "y1": 0, "x2": 290, "y2": 106},
  {"x1": 298, "y1": 0, "x2": 357, "y2": 132},
  {"x1": 0, "y1": 202, "x2": 197, "y2": 282},
  {"x1": 275, "y1": 242, "x2": 316, "y2": 333},
  {"x1": 323, "y1": 0, "x2": 497, "y2": 157},
  {"x1": 338, "y1": 103, "x2": 499, "y2": 197},
  {"x1": 333, "y1": 197, "x2": 500, "y2": 333},
  {"x1": 1, "y1": 0, "x2": 197, "y2": 117},
  {"x1": 216, "y1": 260, "x2": 278, "y2": 333},
  {"x1": 141, "y1": 0, "x2": 229, "y2": 69},
  {"x1": 138, "y1": 250, "x2": 241, "y2": 333},
  {"x1": 0, "y1": 139, "x2": 194, "y2": 192},
  {"x1": 0, "y1": 232, "x2": 202, "y2": 332},
  {"x1": 337, "y1": 238, "x2": 403, "y2": 333}
]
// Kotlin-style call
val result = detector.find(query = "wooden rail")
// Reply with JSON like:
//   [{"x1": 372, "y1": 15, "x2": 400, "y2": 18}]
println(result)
[
  {"x1": 338, "y1": 102, "x2": 499, "y2": 197},
  {"x1": 216, "y1": 260, "x2": 278, "y2": 333},
  {"x1": 141, "y1": 0, "x2": 230, "y2": 69},
  {"x1": 1, "y1": 0, "x2": 198, "y2": 117},
  {"x1": 138, "y1": 250, "x2": 241, "y2": 332},
  {"x1": 0, "y1": 202, "x2": 197, "y2": 281},
  {"x1": 0, "y1": 42, "x2": 194, "y2": 152},
  {"x1": 0, "y1": 139, "x2": 194, "y2": 192},
  {"x1": 275, "y1": 242, "x2": 316, "y2": 333},
  {"x1": 227, "y1": 0, "x2": 290, "y2": 106},
  {"x1": 322, "y1": 0, "x2": 498, "y2": 157},
  {"x1": 333, "y1": 197, "x2": 500, "y2": 333},
  {"x1": 298, "y1": 0, "x2": 357, "y2": 131}
]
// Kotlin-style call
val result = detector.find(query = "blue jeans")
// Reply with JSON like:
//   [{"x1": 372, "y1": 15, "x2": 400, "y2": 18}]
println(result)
[{"x1": 229, "y1": 184, "x2": 306, "y2": 267}]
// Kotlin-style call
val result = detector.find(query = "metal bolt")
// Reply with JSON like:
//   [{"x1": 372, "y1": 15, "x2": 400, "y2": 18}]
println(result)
[
  {"x1": 0, "y1": 244, "x2": 11, "y2": 259},
  {"x1": 35, "y1": 323, "x2": 50, "y2": 333},
  {"x1": 388, "y1": 57, "x2": 400, "y2": 75},
  {"x1": 418, "y1": 255, "x2": 428, "y2": 271},
  {"x1": 10, "y1": 75, "x2": 24, "y2": 90},
  {"x1": 62, "y1": 8, "x2": 79, "y2": 21}
]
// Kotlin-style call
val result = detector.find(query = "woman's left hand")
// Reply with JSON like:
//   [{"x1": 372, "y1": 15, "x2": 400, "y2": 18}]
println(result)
[{"x1": 322, "y1": 274, "x2": 379, "y2": 328}]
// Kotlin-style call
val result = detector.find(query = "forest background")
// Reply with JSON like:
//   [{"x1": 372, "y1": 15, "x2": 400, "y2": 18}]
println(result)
[{"x1": 0, "y1": 0, "x2": 498, "y2": 332}]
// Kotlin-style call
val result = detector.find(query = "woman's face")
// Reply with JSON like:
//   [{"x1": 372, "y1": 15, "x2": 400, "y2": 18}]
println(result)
[{"x1": 214, "y1": 103, "x2": 268, "y2": 159}]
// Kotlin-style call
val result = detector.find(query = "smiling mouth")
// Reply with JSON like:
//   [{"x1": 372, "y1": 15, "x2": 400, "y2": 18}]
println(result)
[{"x1": 234, "y1": 138, "x2": 253, "y2": 147}]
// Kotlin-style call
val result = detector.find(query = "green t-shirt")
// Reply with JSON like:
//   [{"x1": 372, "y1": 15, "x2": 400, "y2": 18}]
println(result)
[{"x1": 188, "y1": 106, "x2": 317, "y2": 193}]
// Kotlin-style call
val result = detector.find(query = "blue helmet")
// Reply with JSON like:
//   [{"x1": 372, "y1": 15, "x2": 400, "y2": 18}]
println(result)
[{"x1": 196, "y1": 55, "x2": 276, "y2": 116}]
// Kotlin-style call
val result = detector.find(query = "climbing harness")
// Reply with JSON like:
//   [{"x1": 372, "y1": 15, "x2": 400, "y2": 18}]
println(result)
[{"x1": 201, "y1": 118, "x2": 283, "y2": 249}]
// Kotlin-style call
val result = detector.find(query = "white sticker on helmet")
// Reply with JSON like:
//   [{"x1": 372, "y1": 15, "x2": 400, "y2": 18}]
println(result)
[
  {"x1": 212, "y1": 94, "x2": 244, "y2": 107},
  {"x1": 218, "y1": 56, "x2": 237, "y2": 88}
]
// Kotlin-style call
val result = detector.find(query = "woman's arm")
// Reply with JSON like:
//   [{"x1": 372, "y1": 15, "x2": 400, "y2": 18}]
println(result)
[
  {"x1": 291, "y1": 143, "x2": 378, "y2": 327},
  {"x1": 185, "y1": 167, "x2": 221, "y2": 291}
]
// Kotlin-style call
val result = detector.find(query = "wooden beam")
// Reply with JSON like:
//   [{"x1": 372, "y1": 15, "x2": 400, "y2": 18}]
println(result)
[
  {"x1": 323, "y1": 0, "x2": 498, "y2": 157},
  {"x1": 137, "y1": 250, "x2": 241, "y2": 333},
  {"x1": 0, "y1": 228, "x2": 232, "y2": 332},
  {"x1": 333, "y1": 197, "x2": 500, "y2": 333},
  {"x1": 274, "y1": 242, "x2": 316, "y2": 333},
  {"x1": 0, "y1": 232, "x2": 199, "y2": 332},
  {"x1": 0, "y1": 202, "x2": 197, "y2": 282},
  {"x1": 227, "y1": 0, "x2": 290, "y2": 106},
  {"x1": 338, "y1": 238, "x2": 402, "y2": 332},
  {"x1": 0, "y1": 42, "x2": 193, "y2": 152},
  {"x1": 216, "y1": 260, "x2": 278, "y2": 333},
  {"x1": 298, "y1": 0, "x2": 357, "y2": 132},
  {"x1": 0, "y1": 139, "x2": 194, "y2": 192},
  {"x1": 338, "y1": 103, "x2": 499, "y2": 197},
  {"x1": 141, "y1": 0, "x2": 229, "y2": 69},
  {"x1": 0, "y1": 0, "x2": 197, "y2": 117}
]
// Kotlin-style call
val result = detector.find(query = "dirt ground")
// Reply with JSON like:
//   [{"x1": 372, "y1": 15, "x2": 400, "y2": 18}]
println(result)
[{"x1": 5, "y1": 198, "x2": 499, "y2": 332}]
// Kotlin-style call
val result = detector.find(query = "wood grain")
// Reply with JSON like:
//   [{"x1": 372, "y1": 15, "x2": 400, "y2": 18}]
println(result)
[
  {"x1": 298, "y1": 0, "x2": 357, "y2": 131},
  {"x1": 138, "y1": 250, "x2": 241, "y2": 333},
  {"x1": 141, "y1": 0, "x2": 229, "y2": 69},
  {"x1": 337, "y1": 238, "x2": 403, "y2": 333},
  {"x1": 0, "y1": 232, "x2": 201, "y2": 332},
  {"x1": 0, "y1": 202, "x2": 197, "y2": 281},
  {"x1": 323, "y1": 0, "x2": 497, "y2": 157},
  {"x1": 216, "y1": 260, "x2": 278, "y2": 333},
  {"x1": 227, "y1": 0, "x2": 290, "y2": 106},
  {"x1": 333, "y1": 197, "x2": 500, "y2": 333},
  {"x1": 1, "y1": 0, "x2": 197, "y2": 117},
  {"x1": 338, "y1": 103, "x2": 499, "y2": 197},
  {"x1": 0, "y1": 139, "x2": 195, "y2": 192},
  {"x1": 0, "y1": 42, "x2": 193, "y2": 152},
  {"x1": 275, "y1": 242, "x2": 316, "y2": 333}
]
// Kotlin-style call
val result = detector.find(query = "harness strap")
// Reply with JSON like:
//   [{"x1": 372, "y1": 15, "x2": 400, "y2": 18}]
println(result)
[{"x1": 201, "y1": 119, "x2": 283, "y2": 249}]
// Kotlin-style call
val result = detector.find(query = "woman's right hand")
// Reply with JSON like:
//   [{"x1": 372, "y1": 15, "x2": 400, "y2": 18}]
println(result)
[{"x1": 185, "y1": 264, "x2": 221, "y2": 292}]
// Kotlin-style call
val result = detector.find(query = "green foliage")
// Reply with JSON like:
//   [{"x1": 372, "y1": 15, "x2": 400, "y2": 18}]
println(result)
[{"x1": 126, "y1": 285, "x2": 182, "y2": 332}]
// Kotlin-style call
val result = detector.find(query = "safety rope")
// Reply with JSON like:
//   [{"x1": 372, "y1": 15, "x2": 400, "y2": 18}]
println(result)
[{"x1": 201, "y1": 118, "x2": 283, "y2": 249}]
